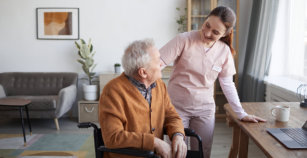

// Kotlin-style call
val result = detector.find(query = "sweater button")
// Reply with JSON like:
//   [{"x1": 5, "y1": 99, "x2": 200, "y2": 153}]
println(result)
[{"x1": 152, "y1": 128, "x2": 155, "y2": 132}]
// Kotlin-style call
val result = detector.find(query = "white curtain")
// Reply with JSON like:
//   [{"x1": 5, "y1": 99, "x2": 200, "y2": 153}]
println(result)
[
  {"x1": 239, "y1": 0, "x2": 279, "y2": 101},
  {"x1": 269, "y1": 0, "x2": 305, "y2": 78}
]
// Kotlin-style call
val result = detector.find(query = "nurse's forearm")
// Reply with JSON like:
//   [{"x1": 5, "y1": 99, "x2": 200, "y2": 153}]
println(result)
[{"x1": 219, "y1": 76, "x2": 248, "y2": 119}]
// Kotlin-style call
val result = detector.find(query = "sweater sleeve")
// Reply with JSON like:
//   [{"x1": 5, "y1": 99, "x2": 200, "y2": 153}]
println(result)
[
  {"x1": 99, "y1": 87, "x2": 155, "y2": 151},
  {"x1": 161, "y1": 81, "x2": 185, "y2": 139}
]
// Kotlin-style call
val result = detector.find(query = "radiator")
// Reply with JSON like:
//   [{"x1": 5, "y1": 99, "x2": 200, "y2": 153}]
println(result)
[{"x1": 264, "y1": 76, "x2": 304, "y2": 102}]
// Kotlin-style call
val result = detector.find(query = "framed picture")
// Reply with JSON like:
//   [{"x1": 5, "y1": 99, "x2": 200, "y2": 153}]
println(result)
[{"x1": 36, "y1": 8, "x2": 79, "y2": 40}]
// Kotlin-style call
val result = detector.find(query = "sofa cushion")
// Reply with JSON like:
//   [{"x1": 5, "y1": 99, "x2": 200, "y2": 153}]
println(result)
[
  {"x1": 0, "y1": 95, "x2": 58, "y2": 110},
  {"x1": 0, "y1": 72, "x2": 77, "y2": 96}
]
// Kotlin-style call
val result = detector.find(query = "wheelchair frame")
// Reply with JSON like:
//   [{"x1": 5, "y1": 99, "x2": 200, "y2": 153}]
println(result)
[{"x1": 78, "y1": 122, "x2": 203, "y2": 158}]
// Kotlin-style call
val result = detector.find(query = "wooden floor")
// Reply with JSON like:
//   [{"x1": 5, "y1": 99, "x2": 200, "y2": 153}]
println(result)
[
  {"x1": 0, "y1": 117, "x2": 266, "y2": 157},
  {"x1": 212, "y1": 118, "x2": 266, "y2": 158}
]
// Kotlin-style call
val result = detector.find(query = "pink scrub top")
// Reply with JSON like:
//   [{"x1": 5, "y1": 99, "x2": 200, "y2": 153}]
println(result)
[{"x1": 160, "y1": 30, "x2": 236, "y2": 113}]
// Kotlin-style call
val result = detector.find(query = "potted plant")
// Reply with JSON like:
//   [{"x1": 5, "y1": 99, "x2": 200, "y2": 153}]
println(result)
[
  {"x1": 176, "y1": 7, "x2": 187, "y2": 33},
  {"x1": 114, "y1": 63, "x2": 121, "y2": 73},
  {"x1": 75, "y1": 38, "x2": 98, "y2": 101}
]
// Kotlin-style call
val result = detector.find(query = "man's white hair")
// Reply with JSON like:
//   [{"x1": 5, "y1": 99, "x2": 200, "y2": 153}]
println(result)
[{"x1": 122, "y1": 39, "x2": 155, "y2": 76}]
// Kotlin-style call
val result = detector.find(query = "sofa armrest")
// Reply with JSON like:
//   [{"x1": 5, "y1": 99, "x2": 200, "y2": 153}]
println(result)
[
  {"x1": 55, "y1": 85, "x2": 77, "y2": 118},
  {"x1": 0, "y1": 84, "x2": 6, "y2": 98}
]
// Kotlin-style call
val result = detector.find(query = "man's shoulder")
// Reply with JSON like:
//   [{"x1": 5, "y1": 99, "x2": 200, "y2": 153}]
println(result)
[
  {"x1": 155, "y1": 79, "x2": 167, "y2": 92},
  {"x1": 156, "y1": 78, "x2": 165, "y2": 86},
  {"x1": 102, "y1": 73, "x2": 129, "y2": 93}
]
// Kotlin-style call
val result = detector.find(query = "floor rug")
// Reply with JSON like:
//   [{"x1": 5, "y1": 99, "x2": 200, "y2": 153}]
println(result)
[{"x1": 0, "y1": 133, "x2": 95, "y2": 158}]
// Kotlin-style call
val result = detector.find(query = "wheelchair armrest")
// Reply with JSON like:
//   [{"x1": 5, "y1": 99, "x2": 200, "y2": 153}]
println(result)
[
  {"x1": 78, "y1": 122, "x2": 99, "y2": 131},
  {"x1": 98, "y1": 146, "x2": 159, "y2": 158},
  {"x1": 184, "y1": 128, "x2": 202, "y2": 142},
  {"x1": 184, "y1": 128, "x2": 196, "y2": 137},
  {"x1": 184, "y1": 128, "x2": 203, "y2": 158},
  {"x1": 163, "y1": 128, "x2": 201, "y2": 141}
]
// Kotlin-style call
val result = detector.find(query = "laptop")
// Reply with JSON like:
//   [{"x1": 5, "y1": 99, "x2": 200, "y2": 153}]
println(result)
[{"x1": 266, "y1": 120, "x2": 307, "y2": 149}]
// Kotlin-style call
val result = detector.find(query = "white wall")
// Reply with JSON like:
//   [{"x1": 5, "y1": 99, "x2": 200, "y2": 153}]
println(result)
[
  {"x1": 0, "y1": 0, "x2": 186, "y2": 117},
  {"x1": 0, "y1": 0, "x2": 185, "y2": 73},
  {"x1": 0, "y1": 0, "x2": 251, "y2": 117}
]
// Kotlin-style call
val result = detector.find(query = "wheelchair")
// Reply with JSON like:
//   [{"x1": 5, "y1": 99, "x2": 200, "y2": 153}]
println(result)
[{"x1": 78, "y1": 122, "x2": 203, "y2": 158}]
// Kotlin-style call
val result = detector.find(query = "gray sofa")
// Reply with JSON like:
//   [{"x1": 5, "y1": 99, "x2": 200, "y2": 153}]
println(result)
[{"x1": 0, "y1": 72, "x2": 78, "y2": 130}]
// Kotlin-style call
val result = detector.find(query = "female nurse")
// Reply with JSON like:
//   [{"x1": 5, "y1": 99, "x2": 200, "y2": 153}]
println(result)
[{"x1": 160, "y1": 6, "x2": 266, "y2": 158}]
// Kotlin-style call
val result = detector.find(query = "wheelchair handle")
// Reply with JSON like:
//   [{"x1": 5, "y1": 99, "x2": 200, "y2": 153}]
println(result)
[
  {"x1": 78, "y1": 122, "x2": 99, "y2": 131},
  {"x1": 184, "y1": 128, "x2": 196, "y2": 136},
  {"x1": 98, "y1": 146, "x2": 158, "y2": 158}
]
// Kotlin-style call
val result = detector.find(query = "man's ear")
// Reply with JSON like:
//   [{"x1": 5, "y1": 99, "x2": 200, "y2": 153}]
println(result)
[{"x1": 138, "y1": 68, "x2": 147, "y2": 79}]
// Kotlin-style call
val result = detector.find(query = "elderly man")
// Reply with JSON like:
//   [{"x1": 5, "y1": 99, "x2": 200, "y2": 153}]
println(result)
[{"x1": 99, "y1": 39, "x2": 187, "y2": 158}]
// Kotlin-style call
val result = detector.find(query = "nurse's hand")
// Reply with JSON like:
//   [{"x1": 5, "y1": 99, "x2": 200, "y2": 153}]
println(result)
[{"x1": 241, "y1": 114, "x2": 266, "y2": 123}]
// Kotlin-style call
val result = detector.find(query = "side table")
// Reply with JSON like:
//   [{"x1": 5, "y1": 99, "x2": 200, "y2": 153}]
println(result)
[
  {"x1": 78, "y1": 100, "x2": 99, "y2": 123},
  {"x1": 0, "y1": 98, "x2": 32, "y2": 146}
]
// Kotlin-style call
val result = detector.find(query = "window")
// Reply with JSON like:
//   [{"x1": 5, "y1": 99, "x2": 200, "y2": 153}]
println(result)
[{"x1": 269, "y1": 0, "x2": 307, "y2": 82}]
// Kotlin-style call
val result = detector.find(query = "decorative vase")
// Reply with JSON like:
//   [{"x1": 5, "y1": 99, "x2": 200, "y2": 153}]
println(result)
[
  {"x1": 114, "y1": 66, "x2": 121, "y2": 73},
  {"x1": 83, "y1": 84, "x2": 98, "y2": 101}
]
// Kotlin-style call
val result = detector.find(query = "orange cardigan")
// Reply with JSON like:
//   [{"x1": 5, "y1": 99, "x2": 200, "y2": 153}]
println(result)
[{"x1": 99, "y1": 73, "x2": 184, "y2": 158}]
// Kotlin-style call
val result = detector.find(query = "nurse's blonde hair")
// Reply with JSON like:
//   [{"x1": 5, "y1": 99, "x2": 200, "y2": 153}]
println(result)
[{"x1": 122, "y1": 39, "x2": 154, "y2": 77}]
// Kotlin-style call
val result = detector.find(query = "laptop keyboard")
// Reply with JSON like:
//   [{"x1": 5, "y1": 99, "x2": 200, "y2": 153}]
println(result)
[{"x1": 280, "y1": 128, "x2": 307, "y2": 146}]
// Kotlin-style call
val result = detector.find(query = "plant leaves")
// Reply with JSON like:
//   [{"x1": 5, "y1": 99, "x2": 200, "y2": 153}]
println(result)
[
  {"x1": 75, "y1": 38, "x2": 97, "y2": 84},
  {"x1": 90, "y1": 45, "x2": 93, "y2": 53},
  {"x1": 85, "y1": 58, "x2": 94, "y2": 67},
  {"x1": 90, "y1": 51, "x2": 96, "y2": 58},
  {"x1": 88, "y1": 39, "x2": 92, "y2": 50},
  {"x1": 81, "y1": 39, "x2": 86, "y2": 44},
  {"x1": 90, "y1": 64, "x2": 97, "y2": 72},
  {"x1": 82, "y1": 65, "x2": 90, "y2": 74},
  {"x1": 75, "y1": 41, "x2": 80, "y2": 49},
  {"x1": 77, "y1": 59, "x2": 85, "y2": 65},
  {"x1": 89, "y1": 72, "x2": 96, "y2": 76},
  {"x1": 77, "y1": 51, "x2": 82, "y2": 57}
]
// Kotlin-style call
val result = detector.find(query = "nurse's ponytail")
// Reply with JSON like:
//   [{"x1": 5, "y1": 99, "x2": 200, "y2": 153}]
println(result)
[
  {"x1": 220, "y1": 29, "x2": 235, "y2": 55},
  {"x1": 209, "y1": 6, "x2": 236, "y2": 55}
]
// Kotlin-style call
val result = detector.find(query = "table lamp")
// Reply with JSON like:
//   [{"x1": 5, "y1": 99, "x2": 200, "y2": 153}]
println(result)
[{"x1": 297, "y1": 84, "x2": 307, "y2": 108}]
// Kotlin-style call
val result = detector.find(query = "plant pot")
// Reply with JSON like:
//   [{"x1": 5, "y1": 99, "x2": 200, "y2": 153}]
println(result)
[
  {"x1": 114, "y1": 66, "x2": 121, "y2": 73},
  {"x1": 83, "y1": 84, "x2": 98, "y2": 101}
]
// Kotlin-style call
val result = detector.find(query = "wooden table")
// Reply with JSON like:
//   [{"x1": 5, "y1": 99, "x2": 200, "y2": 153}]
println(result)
[
  {"x1": 224, "y1": 102, "x2": 307, "y2": 158},
  {"x1": 0, "y1": 98, "x2": 32, "y2": 146}
]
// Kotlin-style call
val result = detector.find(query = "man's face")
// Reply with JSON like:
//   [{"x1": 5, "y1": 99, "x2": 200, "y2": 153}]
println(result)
[{"x1": 145, "y1": 47, "x2": 162, "y2": 84}]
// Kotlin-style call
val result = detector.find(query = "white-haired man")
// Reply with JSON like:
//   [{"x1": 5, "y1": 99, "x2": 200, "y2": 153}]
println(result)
[{"x1": 99, "y1": 39, "x2": 187, "y2": 158}]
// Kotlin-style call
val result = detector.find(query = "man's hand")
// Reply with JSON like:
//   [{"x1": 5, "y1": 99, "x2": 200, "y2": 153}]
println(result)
[
  {"x1": 172, "y1": 135, "x2": 187, "y2": 158},
  {"x1": 154, "y1": 137, "x2": 172, "y2": 158},
  {"x1": 241, "y1": 114, "x2": 266, "y2": 123}
]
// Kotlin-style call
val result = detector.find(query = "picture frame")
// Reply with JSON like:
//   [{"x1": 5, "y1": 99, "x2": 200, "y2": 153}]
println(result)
[{"x1": 36, "y1": 8, "x2": 79, "y2": 40}]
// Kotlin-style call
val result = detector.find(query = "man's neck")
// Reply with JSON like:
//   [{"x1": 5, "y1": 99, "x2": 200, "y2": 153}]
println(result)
[{"x1": 131, "y1": 75, "x2": 151, "y2": 89}]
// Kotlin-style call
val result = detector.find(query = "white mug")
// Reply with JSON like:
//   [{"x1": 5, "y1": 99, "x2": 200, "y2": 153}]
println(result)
[{"x1": 271, "y1": 105, "x2": 290, "y2": 122}]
